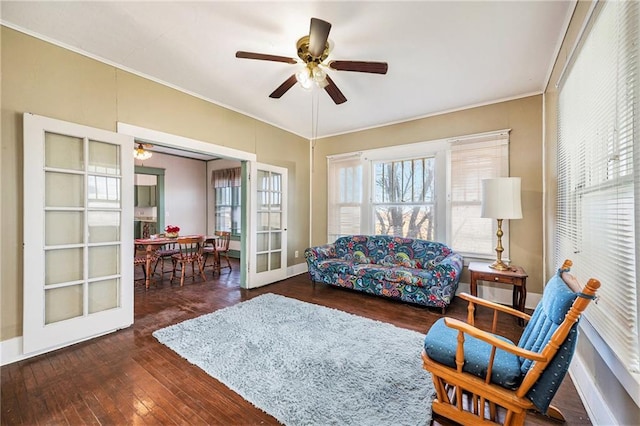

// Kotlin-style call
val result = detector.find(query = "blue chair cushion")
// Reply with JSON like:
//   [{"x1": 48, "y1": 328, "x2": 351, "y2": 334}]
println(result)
[
  {"x1": 517, "y1": 271, "x2": 580, "y2": 414},
  {"x1": 424, "y1": 318, "x2": 523, "y2": 389}
]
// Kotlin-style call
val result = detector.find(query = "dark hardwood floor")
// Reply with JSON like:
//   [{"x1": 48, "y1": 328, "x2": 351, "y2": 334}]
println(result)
[{"x1": 1, "y1": 259, "x2": 591, "y2": 425}]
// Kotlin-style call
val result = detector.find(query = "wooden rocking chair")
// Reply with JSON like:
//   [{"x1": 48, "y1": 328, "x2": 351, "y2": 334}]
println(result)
[{"x1": 422, "y1": 260, "x2": 600, "y2": 425}]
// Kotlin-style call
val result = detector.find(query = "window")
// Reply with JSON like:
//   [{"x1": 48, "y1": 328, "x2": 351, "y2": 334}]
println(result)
[
  {"x1": 327, "y1": 154, "x2": 365, "y2": 242},
  {"x1": 556, "y1": 1, "x2": 638, "y2": 373},
  {"x1": 215, "y1": 186, "x2": 241, "y2": 235},
  {"x1": 212, "y1": 167, "x2": 241, "y2": 236},
  {"x1": 449, "y1": 136, "x2": 509, "y2": 257},
  {"x1": 327, "y1": 130, "x2": 509, "y2": 259},
  {"x1": 373, "y1": 157, "x2": 435, "y2": 240}
]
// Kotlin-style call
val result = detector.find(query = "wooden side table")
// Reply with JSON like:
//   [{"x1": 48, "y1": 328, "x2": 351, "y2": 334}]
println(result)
[{"x1": 468, "y1": 262, "x2": 528, "y2": 316}]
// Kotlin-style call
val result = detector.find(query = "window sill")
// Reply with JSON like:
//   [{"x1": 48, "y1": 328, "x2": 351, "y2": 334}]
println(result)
[{"x1": 580, "y1": 316, "x2": 640, "y2": 406}]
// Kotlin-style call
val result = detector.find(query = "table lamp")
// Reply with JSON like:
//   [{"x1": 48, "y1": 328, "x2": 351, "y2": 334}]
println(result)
[{"x1": 481, "y1": 177, "x2": 522, "y2": 271}]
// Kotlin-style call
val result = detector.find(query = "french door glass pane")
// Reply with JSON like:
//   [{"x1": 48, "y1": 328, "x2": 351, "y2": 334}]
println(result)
[
  {"x1": 89, "y1": 245, "x2": 119, "y2": 278},
  {"x1": 89, "y1": 279, "x2": 119, "y2": 313},
  {"x1": 270, "y1": 192, "x2": 282, "y2": 210},
  {"x1": 45, "y1": 211, "x2": 83, "y2": 245},
  {"x1": 88, "y1": 211, "x2": 120, "y2": 243},
  {"x1": 45, "y1": 285, "x2": 83, "y2": 324},
  {"x1": 45, "y1": 172, "x2": 84, "y2": 207},
  {"x1": 256, "y1": 253, "x2": 268, "y2": 273},
  {"x1": 257, "y1": 212, "x2": 269, "y2": 231},
  {"x1": 271, "y1": 232, "x2": 281, "y2": 250},
  {"x1": 270, "y1": 252, "x2": 281, "y2": 270},
  {"x1": 257, "y1": 191, "x2": 268, "y2": 210},
  {"x1": 269, "y1": 212, "x2": 281, "y2": 230},
  {"x1": 45, "y1": 133, "x2": 83, "y2": 170},
  {"x1": 88, "y1": 140, "x2": 120, "y2": 174},
  {"x1": 88, "y1": 176, "x2": 121, "y2": 208},
  {"x1": 257, "y1": 233, "x2": 268, "y2": 252},
  {"x1": 45, "y1": 248, "x2": 83, "y2": 285},
  {"x1": 257, "y1": 170, "x2": 269, "y2": 188},
  {"x1": 270, "y1": 173, "x2": 281, "y2": 191}
]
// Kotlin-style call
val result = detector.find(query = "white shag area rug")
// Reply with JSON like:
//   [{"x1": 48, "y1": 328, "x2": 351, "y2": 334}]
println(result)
[{"x1": 153, "y1": 293, "x2": 434, "y2": 425}]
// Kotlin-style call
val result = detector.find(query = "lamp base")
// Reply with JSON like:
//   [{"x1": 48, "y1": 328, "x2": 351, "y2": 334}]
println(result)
[{"x1": 489, "y1": 259, "x2": 510, "y2": 271}]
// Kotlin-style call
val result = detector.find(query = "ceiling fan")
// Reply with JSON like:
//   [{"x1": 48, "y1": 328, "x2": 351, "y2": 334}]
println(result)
[{"x1": 236, "y1": 18, "x2": 388, "y2": 105}]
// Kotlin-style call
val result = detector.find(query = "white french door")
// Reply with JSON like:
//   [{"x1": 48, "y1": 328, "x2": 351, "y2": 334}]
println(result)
[
  {"x1": 23, "y1": 113, "x2": 135, "y2": 354},
  {"x1": 248, "y1": 163, "x2": 288, "y2": 288}
]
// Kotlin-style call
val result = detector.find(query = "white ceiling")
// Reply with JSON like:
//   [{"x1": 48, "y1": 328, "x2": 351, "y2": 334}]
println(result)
[{"x1": 1, "y1": 1, "x2": 575, "y2": 139}]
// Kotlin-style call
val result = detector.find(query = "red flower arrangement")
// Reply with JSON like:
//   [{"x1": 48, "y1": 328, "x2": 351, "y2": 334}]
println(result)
[{"x1": 165, "y1": 225, "x2": 180, "y2": 234}]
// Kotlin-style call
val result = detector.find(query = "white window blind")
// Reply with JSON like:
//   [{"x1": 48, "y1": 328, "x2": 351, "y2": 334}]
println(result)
[
  {"x1": 556, "y1": 0, "x2": 639, "y2": 373},
  {"x1": 327, "y1": 154, "x2": 365, "y2": 243},
  {"x1": 449, "y1": 134, "x2": 509, "y2": 257}
]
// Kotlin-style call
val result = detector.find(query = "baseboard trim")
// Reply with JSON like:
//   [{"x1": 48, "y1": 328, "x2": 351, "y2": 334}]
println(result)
[
  {"x1": 456, "y1": 282, "x2": 541, "y2": 310},
  {"x1": 1, "y1": 336, "x2": 24, "y2": 366},
  {"x1": 569, "y1": 350, "x2": 616, "y2": 425},
  {"x1": 287, "y1": 262, "x2": 308, "y2": 278}
]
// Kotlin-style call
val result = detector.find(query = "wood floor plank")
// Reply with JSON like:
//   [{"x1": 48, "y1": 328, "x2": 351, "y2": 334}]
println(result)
[{"x1": 1, "y1": 258, "x2": 591, "y2": 425}]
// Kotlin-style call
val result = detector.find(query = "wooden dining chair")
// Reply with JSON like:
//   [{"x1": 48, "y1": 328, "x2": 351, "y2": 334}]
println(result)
[
  {"x1": 153, "y1": 241, "x2": 180, "y2": 279},
  {"x1": 214, "y1": 230, "x2": 232, "y2": 272},
  {"x1": 421, "y1": 260, "x2": 600, "y2": 425},
  {"x1": 202, "y1": 236, "x2": 218, "y2": 276},
  {"x1": 169, "y1": 235, "x2": 207, "y2": 287},
  {"x1": 134, "y1": 244, "x2": 158, "y2": 287}
]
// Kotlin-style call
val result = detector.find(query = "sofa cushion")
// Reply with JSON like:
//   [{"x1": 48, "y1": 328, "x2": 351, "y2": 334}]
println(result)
[
  {"x1": 424, "y1": 318, "x2": 523, "y2": 389},
  {"x1": 316, "y1": 259, "x2": 356, "y2": 276}
]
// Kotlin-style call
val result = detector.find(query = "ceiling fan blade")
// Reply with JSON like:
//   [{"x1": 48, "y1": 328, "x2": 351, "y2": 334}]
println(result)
[
  {"x1": 324, "y1": 75, "x2": 347, "y2": 105},
  {"x1": 329, "y1": 60, "x2": 388, "y2": 74},
  {"x1": 269, "y1": 74, "x2": 298, "y2": 99},
  {"x1": 236, "y1": 51, "x2": 297, "y2": 64},
  {"x1": 308, "y1": 18, "x2": 331, "y2": 58}
]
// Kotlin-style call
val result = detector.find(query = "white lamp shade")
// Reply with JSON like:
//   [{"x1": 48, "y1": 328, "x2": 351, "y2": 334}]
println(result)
[{"x1": 481, "y1": 177, "x2": 523, "y2": 219}]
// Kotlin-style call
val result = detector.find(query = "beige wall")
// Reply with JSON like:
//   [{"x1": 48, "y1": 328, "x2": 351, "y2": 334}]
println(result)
[
  {"x1": 311, "y1": 96, "x2": 544, "y2": 293},
  {"x1": 135, "y1": 152, "x2": 208, "y2": 237},
  {"x1": 0, "y1": 27, "x2": 310, "y2": 341}
]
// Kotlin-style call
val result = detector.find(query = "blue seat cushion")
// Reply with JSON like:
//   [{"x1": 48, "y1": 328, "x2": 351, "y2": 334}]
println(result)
[{"x1": 424, "y1": 318, "x2": 523, "y2": 389}]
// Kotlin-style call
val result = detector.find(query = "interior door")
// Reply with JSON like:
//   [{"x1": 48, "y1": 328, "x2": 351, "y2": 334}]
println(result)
[
  {"x1": 248, "y1": 163, "x2": 288, "y2": 288},
  {"x1": 23, "y1": 113, "x2": 134, "y2": 355}
]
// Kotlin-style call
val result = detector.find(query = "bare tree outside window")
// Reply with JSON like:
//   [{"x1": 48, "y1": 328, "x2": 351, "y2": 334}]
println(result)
[{"x1": 373, "y1": 157, "x2": 435, "y2": 240}]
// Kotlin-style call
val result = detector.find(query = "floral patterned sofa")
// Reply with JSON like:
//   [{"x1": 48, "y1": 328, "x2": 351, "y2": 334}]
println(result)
[{"x1": 304, "y1": 235, "x2": 463, "y2": 312}]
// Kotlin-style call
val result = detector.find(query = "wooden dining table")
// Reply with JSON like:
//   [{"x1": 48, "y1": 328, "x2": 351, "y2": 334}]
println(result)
[{"x1": 134, "y1": 235, "x2": 216, "y2": 289}]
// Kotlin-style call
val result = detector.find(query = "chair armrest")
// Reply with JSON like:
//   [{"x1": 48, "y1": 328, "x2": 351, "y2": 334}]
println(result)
[
  {"x1": 458, "y1": 292, "x2": 531, "y2": 322},
  {"x1": 443, "y1": 317, "x2": 546, "y2": 362}
]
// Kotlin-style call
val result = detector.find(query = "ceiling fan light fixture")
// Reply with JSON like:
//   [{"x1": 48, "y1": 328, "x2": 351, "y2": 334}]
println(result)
[
  {"x1": 133, "y1": 143, "x2": 152, "y2": 161},
  {"x1": 296, "y1": 68, "x2": 314, "y2": 90},
  {"x1": 312, "y1": 66, "x2": 327, "y2": 85}
]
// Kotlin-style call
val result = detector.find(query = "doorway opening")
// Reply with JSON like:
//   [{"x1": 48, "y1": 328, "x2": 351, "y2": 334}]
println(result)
[{"x1": 119, "y1": 123, "x2": 256, "y2": 288}]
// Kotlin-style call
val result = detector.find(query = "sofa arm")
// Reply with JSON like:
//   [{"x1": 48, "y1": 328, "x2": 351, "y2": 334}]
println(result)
[
  {"x1": 304, "y1": 243, "x2": 337, "y2": 264},
  {"x1": 432, "y1": 252, "x2": 464, "y2": 281}
]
